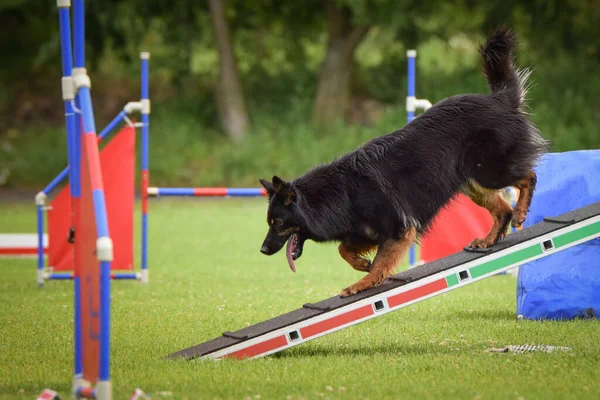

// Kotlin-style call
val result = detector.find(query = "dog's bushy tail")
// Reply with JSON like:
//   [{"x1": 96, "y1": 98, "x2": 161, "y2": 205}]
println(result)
[{"x1": 479, "y1": 26, "x2": 530, "y2": 110}]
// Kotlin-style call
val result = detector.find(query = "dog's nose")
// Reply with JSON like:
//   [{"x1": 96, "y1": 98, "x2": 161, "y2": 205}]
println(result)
[{"x1": 260, "y1": 245, "x2": 270, "y2": 255}]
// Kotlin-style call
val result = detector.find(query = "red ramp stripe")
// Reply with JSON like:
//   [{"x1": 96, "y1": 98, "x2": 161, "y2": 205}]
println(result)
[
  {"x1": 387, "y1": 278, "x2": 448, "y2": 308},
  {"x1": 301, "y1": 304, "x2": 373, "y2": 339},
  {"x1": 226, "y1": 335, "x2": 288, "y2": 359}
]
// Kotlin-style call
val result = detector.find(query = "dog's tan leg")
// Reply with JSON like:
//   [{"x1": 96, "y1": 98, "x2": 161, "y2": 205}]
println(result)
[
  {"x1": 340, "y1": 227, "x2": 416, "y2": 297},
  {"x1": 466, "y1": 182, "x2": 513, "y2": 249},
  {"x1": 338, "y1": 241, "x2": 376, "y2": 272},
  {"x1": 511, "y1": 170, "x2": 537, "y2": 228}
]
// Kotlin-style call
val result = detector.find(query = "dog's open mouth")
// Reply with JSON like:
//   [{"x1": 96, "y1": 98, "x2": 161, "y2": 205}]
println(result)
[{"x1": 285, "y1": 233, "x2": 302, "y2": 273}]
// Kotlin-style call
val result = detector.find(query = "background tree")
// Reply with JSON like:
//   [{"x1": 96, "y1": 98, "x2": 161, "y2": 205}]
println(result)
[
  {"x1": 312, "y1": 0, "x2": 370, "y2": 125},
  {"x1": 208, "y1": 0, "x2": 249, "y2": 142}
]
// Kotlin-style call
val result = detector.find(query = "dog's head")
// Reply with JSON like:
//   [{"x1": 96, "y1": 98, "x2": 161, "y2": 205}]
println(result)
[{"x1": 259, "y1": 176, "x2": 306, "y2": 272}]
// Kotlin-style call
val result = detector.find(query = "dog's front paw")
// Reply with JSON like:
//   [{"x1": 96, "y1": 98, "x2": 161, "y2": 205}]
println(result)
[
  {"x1": 469, "y1": 238, "x2": 493, "y2": 249},
  {"x1": 511, "y1": 210, "x2": 527, "y2": 228},
  {"x1": 340, "y1": 281, "x2": 372, "y2": 297},
  {"x1": 340, "y1": 285, "x2": 361, "y2": 298}
]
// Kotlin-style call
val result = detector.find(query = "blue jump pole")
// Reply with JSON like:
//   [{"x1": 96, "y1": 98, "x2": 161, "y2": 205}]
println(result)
[
  {"x1": 407, "y1": 50, "x2": 417, "y2": 267},
  {"x1": 140, "y1": 52, "x2": 150, "y2": 285},
  {"x1": 55, "y1": 0, "x2": 83, "y2": 386},
  {"x1": 36, "y1": 202, "x2": 45, "y2": 286},
  {"x1": 407, "y1": 50, "x2": 416, "y2": 123}
]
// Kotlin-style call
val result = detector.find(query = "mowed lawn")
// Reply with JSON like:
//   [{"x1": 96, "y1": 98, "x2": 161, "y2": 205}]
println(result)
[{"x1": 1, "y1": 198, "x2": 599, "y2": 400}]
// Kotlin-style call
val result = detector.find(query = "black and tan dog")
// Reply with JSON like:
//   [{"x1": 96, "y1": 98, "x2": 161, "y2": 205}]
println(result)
[{"x1": 259, "y1": 26, "x2": 548, "y2": 297}]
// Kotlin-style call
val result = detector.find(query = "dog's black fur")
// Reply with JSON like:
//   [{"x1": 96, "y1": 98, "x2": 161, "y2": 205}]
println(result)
[{"x1": 259, "y1": 26, "x2": 548, "y2": 296}]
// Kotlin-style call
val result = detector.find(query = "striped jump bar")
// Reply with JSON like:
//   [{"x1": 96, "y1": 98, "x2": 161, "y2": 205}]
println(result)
[
  {"x1": 45, "y1": 273, "x2": 140, "y2": 280},
  {"x1": 147, "y1": 187, "x2": 266, "y2": 197},
  {"x1": 0, "y1": 234, "x2": 48, "y2": 256},
  {"x1": 168, "y1": 201, "x2": 600, "y2": 361}
]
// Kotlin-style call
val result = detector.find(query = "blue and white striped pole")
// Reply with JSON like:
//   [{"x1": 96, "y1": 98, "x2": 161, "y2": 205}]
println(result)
[
  {"x1": 140, "y1": 51, "x2": 150, "y2": 285},
  {"x1": 405, "y1": 50, "x2": 432, "y2": 268},
  {"x1": 407, "y1": 50, "x2": 416, "y2": 123},
  {"x1": 407, "y1": 50, "x2": 417, "y2": 266}
]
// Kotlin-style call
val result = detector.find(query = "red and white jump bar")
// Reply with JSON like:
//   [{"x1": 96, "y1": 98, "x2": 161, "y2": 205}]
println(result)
[{"x1": 0, "y1": 234, "x2": 47, "y2": 257}]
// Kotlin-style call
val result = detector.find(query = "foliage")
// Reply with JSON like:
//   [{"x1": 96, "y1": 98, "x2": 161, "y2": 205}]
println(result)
[{"x1": 0, "y1": 0, "x2": 599, "y2": 188}]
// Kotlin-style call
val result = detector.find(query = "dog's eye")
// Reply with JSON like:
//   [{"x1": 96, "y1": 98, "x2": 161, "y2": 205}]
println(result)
[{"x1": 274, "y1": 219, "x2": 284, "y2": 227}]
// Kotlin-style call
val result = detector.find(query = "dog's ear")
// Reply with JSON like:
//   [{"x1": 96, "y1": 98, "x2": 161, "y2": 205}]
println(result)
[
  {"x1": 272, "y1": 175, "x2": 288, "y2": 192},
  {"x1": 259, "y1": 178, "x2": 275, "y2": 199},
  {"x1": 272, "y1": 175, "x2": 295, "y2": 206}
]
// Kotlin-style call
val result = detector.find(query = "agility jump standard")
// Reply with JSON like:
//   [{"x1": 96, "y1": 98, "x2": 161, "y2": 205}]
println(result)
[
  {"x1": 33, "y1": 46, "x2": 150, "y2": 288},
  {"x1": 168, "y1": 201, "x2": 600, "y2": 361},
  {"x1": 37, "y1": 0, "x2": 145, "y2": 398}
]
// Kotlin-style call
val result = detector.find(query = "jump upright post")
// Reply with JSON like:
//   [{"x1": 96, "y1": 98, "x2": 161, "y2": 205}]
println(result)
[
  {"x1": 405, "y1": 49, "x2": 432, "y2": 267},
  {"x1": 40, "y1": 0, "x2": 124, "y2": 397},
  {"x1": 141, "y1": 51, "x2": 150, "y2": 283}
]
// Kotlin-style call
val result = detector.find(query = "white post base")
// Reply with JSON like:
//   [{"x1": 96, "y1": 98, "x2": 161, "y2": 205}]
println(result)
[
  {"x1": 139, "y1": 269, "x2": 149, "y2": 284},
  {"x1": 95, "y1": 381, "x2": 112, "y2": 400},
  {"x1": 37, "y1": 269, "x2": 46, "y2": 287}
]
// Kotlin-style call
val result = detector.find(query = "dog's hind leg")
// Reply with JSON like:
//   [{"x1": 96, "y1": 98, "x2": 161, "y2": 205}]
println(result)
[
  {"x1": 340, "y1": 227, "x2": 416, "y2": 297},
  {"x1": 338, "y1": 241, "x2": 376, "y2": 272},
  {"x1": 464, "y1": 181, "x2": 513, "y2": 249},
  {"x1": 511, "y1": 170, "x2": 537, "y2": 228}
]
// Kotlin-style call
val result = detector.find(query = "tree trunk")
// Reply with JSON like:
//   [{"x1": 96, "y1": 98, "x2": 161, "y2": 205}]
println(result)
[
  {"x1": 208, "y1": 0, "x2": 249, "y2": 141},
  {"x1": 312, "y1": 1, "x2": 370, "y2": 125}
]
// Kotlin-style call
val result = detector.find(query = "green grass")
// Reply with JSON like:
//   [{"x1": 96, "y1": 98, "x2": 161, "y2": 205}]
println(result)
[{"x1": 1, "y1": 199, "x2": 600, "y2": 400}]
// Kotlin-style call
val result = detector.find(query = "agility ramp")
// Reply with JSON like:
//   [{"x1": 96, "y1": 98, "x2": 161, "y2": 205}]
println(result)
[{"x1": 168, "y1": 201, "x2": 600, "y2": 361}]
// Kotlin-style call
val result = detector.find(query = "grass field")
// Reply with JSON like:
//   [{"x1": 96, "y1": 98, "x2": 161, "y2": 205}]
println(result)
[{"x1": 1, "y1": 198, "x2": 599, "y2": 400}]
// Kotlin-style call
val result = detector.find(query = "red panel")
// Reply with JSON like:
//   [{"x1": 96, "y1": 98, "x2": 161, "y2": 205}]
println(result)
[
  {"x1": 79, "y1": 135, "x2": 100, "y2": 383},
  {"x1": 259, "y1": 188, "x2": 267, "y2": 196},
  {"x1": 83, "y1": 133, "x2": 104, "y2": 191},
  {"x1": 48, "y1": 125, "x2": 135, "y2": 271},
  {"x1": 48, "y1": 186, "x2": 74, "y2": 271},
  {"x1": 300, "y1": 305, "x2": 373, "y2": 339},
  {"x1": 194, "y1": 188, "x2": 228, "y2": 196},
  {"x1": 387, "y1": 278, "x2": 448, "y2": 308},
  {"x1": 226, "y1": 335, "x2": 288, "y2": 360},
  {"x1": 101, "y1": 125, "x2": 135, "y2": 270},
  {"x1": 420, "y1": 194, "x2": 492, "y2": 263}
]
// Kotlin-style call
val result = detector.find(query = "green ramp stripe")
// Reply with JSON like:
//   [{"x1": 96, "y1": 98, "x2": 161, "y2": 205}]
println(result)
[
  {"x1": 469, "y1": 245, "x2": 542, "y2": 279},
  {"x1": 553, "y1": 221, "x2": 600, "y2": 248},
  {"x1": 445, "y1": 273, "x2": 459, "y2": 287}
]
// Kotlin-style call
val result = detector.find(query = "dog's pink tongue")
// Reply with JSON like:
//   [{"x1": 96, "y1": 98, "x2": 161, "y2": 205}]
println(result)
[{"x1": 285, "y1": 238, "x2": 296, "y2": 273}]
